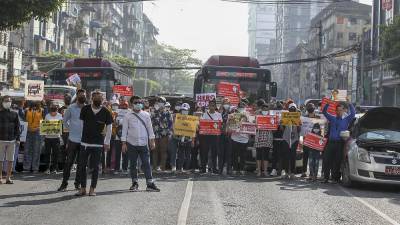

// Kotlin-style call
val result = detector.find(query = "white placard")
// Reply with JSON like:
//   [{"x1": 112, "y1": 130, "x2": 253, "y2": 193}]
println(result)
[{"x1": 25, "y1": 80, "x2": 44, "y2": 101}]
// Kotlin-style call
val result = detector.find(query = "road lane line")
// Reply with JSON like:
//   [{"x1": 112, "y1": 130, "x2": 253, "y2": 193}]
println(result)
[
  {"x1": 208, "y1": 182, "x2": 229, "y2": 225},
  {"x1": 339, "y1": 186, "x2": 400, "y2": 225},
  {"x1": 177, "y1": 178, "x2": 194, "y2": 225}
]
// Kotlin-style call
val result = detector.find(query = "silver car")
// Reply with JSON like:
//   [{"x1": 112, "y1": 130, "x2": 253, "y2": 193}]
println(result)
[{"x1": 342, "y1": 107, "x2": 400, "y2": 187}]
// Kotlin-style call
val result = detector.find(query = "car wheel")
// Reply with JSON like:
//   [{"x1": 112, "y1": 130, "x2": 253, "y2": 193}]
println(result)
[{"x1": 341, "y1": 160, "x2": 353, "y2": 187}]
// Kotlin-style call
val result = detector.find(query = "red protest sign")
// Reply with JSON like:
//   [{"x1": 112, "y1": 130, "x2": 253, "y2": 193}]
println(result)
[
  {"x1": 199, "y1": 120, "x2": 222, "y2": 135},
  {"x1": 112, "y1": 85, "x2": 134, "y2": 96},
  {"x1": 303, "y1": 133, "x2": 327, "y2": 151},
  {"x1": 218, "y1": 82, "x2": 240, "y2": 97},
  {"x1": 320, "y1": 97, "x2": 338, "y2": 116},
  {"x1": 239, "y1": 122, "x2": 257, "y2": 135},
  {"x1": 256, "y1": 115, "x2": 278, "y2": 131}
]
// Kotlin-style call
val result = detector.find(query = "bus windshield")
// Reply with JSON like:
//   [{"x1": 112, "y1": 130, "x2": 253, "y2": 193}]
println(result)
[{"x1": 44, "y1": 86, "x2": 76, "y2": 101}]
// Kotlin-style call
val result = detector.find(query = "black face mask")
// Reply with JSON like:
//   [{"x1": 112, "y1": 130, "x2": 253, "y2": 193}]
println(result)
[
  {"x1": 77, "y1": 96, "x2": 86, "y2": 104},
  {"x1": 50, "y1": 108, "x2": 57, "y2": 112},
  {"x1": 93, "y1": 100, "x2": 102, "y2": 107},
  {"x1": 307, "y1": 108, "x2": 315, "y2": 114}
]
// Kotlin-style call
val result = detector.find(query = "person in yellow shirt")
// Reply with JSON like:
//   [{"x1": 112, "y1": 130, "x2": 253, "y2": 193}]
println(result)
[{"x1": 24, "y1": 101, "x2": 44, "y2": 172}]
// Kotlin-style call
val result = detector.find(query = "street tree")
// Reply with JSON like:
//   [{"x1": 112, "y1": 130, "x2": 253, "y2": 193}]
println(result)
[
  {"x1": 380, "y1": 15, "x2": 400, "y2": 75},
  {"x1": 0, "y1": 0, "x2": 64, "y2": 30}
]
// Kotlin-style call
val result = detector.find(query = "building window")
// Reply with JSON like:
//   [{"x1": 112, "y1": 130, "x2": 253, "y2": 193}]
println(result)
[
  {"x1": 3, "y1": 33, "x2": 7, "y2": 45},
  {"x1": 337, "y1": 32, "x2": 343, "y2": 39},
  {"x1": 349, "y1": 32, "x2": 357, "y2": 41},
  {"x1": 3, "y1": 52, "x2": 6, "y2": 60},
  {"x1": 349, "y1": 18, "x2": 357, "y2": 25}
]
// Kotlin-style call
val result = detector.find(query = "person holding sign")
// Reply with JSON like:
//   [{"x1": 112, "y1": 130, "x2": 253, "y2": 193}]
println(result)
[
  {"x1": 0, "y1": 96, "x2": 20, "y2": 184},
  {"x1": 307, "y1": 123, "x2": 323, "y2": 182},
  {"x1": 230, "y1": 102, "x2": 250, "y2": 175},
  {"x1": 218, "y1": 97, "x2": 232, "y2": 175},
  {"x1": 254, "y1": 102, "x2": 273, "y2": 177},
  {"x1": 322, "y1": 99, "x2": 355, "y2": 184},
  {"x1": 43, "y1": 104, "x2": 63, "y2": 174},
  {"x1": 200, "y1": 100, "x2": 222, "y2": 174},
  {"x1": 175, "y1": 103, "x2": 195, "y2": 173}
]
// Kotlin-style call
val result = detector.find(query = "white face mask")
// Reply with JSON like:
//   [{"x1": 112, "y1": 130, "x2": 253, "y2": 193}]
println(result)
[
  {"x1": 2, "y1": 102, "x2": 11, "y2": 109},
  {"x1": 181, "y1": 110, "x2": 189, "y2": 115},
  {"x1": 154, "y1": 105, "x2": 160, "y2": 110},
  {"x1": 223, "y1": 104, "x2": 230, "y2": 110},
  {"x1": 133, "y1": 104, "x2": 142, "y2": 111},
  {"x1": 112, "y1": 106, "x2": 118, "y2": 111},
  {"x1": 175, "y1": 106, "x2": 181, "y2": 111},
  {"x1": 238, "y1": 108, "x2": 245, "y2": 113},
  {"x1": 261, "y1": 111, "x2": 268, "y2": 115},
  {"x1": 313, "y1": 129, "x2": 320, "y2": 133}
]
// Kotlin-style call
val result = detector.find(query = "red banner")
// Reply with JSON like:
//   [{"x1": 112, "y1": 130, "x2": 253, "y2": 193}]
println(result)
[
  {"x1": 303, "y1": 133, "x2": 327, "y2": 151},
  {"x1": 256, "y1": 115, "x2": 278, "y2": 131},
  {"x1": 199, "y1": 120, "x2": 222, "y2": 135},
  {"x1": 320, "y1": 97, "x2": 338, "y2": 116},
  {"x1": 218, "y1": 82, "x2": 240, "y2": 97},
  {"x1": 239, "y1": 122, "x2": 257, "y2": 135},
  {"x1": 112, "y1": 85, "x2": 134, "y2": 96}
]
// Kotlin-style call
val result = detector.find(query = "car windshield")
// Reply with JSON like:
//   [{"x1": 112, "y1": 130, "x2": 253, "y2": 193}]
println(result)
[{"x1": 359, "y1": 130, "x2": 400, "y2": 143}]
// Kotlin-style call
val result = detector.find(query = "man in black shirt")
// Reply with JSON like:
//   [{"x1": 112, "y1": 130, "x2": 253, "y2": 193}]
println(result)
[{"x1": 75, "y1": 91, "x2": 113, "y2": 196}]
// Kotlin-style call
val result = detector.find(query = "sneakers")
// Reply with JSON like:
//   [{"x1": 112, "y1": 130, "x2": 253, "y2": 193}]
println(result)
[
  {"x1": 156, "y1": 167, "x2": 161, "y2": 172},
  {"x1": 122, "y1": 170, "x2": 129, "y2": 175},
  {"x1": 270, "y1": 169, "x2": 277, "y2": 176},
  {"x1": 45, "y1": 169, "x2": 51, "y2": 175},
  {"x1": 280, "y1": 170, "x2": 288, "y2": 179},
  {"x1": 171, "y1": 167, "x2": 176, "y2": 173},
  {"x1": 257, "y1": 171, "x2": 262, "y2": 177},
  {"x1": 129, "y1": 182, "x2": 139, "y2": 192},
  {"x1": 146, "y1": 183, "x2": 160, "y2": 192},
  {"x1": 264, "y1": 171, "x2": 269, "y2": 177},
  {"x1": 58, "y1": 184, "x2": 68, "y2": 192}
]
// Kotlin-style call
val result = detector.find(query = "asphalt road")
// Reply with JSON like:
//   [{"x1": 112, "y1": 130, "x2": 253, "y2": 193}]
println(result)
[{"x1": 0, "y1": 172, "x2": 399, "y2": 225}]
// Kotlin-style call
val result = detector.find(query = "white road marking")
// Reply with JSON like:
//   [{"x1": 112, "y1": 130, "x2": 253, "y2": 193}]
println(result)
[
  {"x1": 208, "y1": 182, "x2": 229, "y2": 225},
  {"x1": 339, "y1": 186, "x2": 400, "y2": 225},
  {"x1": 177, "y1": 178, "x2": 194, "y2": 225}
]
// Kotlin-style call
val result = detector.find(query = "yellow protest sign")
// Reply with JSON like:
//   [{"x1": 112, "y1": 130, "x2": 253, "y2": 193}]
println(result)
[
  {"x1": 173, "y1": 114, "x2": 199, "y2": 138},
  {"x1": 281, "y1": 112, "x2": 301, "y2": 126},
  {"x1": 40, "y1": 120, "x2": 63, "y2": 136}
]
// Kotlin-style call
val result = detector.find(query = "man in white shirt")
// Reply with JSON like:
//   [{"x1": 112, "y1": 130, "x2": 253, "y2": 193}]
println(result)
[
  {"x1": 121, "y1": 96, "x2": 160, "y2": 192},
  {"x1": 200, "y1": 100, "x2": 222, "y2": 174}
]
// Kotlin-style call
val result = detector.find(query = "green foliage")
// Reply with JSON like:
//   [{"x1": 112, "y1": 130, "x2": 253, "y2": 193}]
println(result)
[
  {"x1": 38, "y1": 52, "x2": 80, "y2": 73},
  {"x1": 0, "y1": 0, "x2": 64, "y2": 30},
  {"x1": 106, "y1": 55, "x2": 136, "y2": 78},
  {"x1": 133, "y1": 78, "x2": 162, "y2": 97},
  {"x1": 380, "y1": 15, "x2": 400, "y2": 75},
  {"x1": 69, "y1": 17, "x2": 87, "y2": 40}
]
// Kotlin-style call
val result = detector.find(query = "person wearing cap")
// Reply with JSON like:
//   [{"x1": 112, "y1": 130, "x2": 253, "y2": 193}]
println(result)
[
  {"x1": 200, "y1": 99, "x2": 222, "y2": 174},
  {"x1": 165, "y1": 102, "x2": 171, "y2": 112},
  {"x1": 281, "y1": 103, "x2": 301, "y2": 179},
  {"x1": 43, "y1": 103, "x2": 63, "y2": 174},
  {"x1": 151, "y1": 96, "x2": 173, "y2": 172},
  {"x1": 175, "y1": 103, "x2": 194, "y2": 173},
  {"x1": 218, "y1": 97, "x2": 232, "y2": 175},
  {"x1": 114, "y1": 100, "x2": 130, "y2": 175}
]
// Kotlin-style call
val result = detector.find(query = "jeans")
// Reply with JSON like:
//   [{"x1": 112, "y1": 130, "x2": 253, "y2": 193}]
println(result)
[
  {"x1": 272, "y1": 140, "x2": 284, "y2": 170},
  {"x1": 127, "y1": 144, "x2": 153, "y2": 184},
  {"x1": 168, "y1": 137, "x2": 178, "y2": 168},
  {"x1": 24, "y1": 131, "x2": 41, "y2": 171},
  {"x1": 115, "y1": 140, "x2": 128, "y2": 171},
  {"x1": 177, "y1": 142, "x2": 191, "y2": 170},
  {"x1": 323, "y1": 140, "x2": 344, "y2": 181},
  {"x1": 200, "y1": 135, "x2": 219, "y2": 172},
  {"x1": 280, "y1": 141, "x2": 298, "y2": 174},
  {"x1": 232, "y1": 140, "x2": 247, "y2": 171},
  {"x1": 191, "y1": 145, "x2": 199, "y2": 170},
  {"x1": 218, "y1": 134, "x2": 232, "y2": 173},
  {"x1": 153, "y1": 137, "x2": 169, "y2": 170},
  {"x1": 78, "y1": 146, "x2": 102, "y2": 189},
  {"x1": 309, "y1": 149, "x2": 321, "y2": 177},
  {"x1": 302, "y1": 146, "x2": 311, "y2": 174},
  {"x1": 61, "y1": 140, "x2": 81, "y2": 187},
  {"x1": 101, "y1": 137, "x2": 115, "y2": 170},
  {"x1": 44, "y1": 138, "x2": 60, "y2": 171}
]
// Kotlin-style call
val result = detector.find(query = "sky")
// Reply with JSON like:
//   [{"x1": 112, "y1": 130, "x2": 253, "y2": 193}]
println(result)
[{"x1": 144, "y1": 0, "x2": 372, "y2": 62}]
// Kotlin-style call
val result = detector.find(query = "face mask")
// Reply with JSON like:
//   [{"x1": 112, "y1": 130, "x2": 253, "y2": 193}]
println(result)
[
  {"x1": 50, "y1": 108, "x2": 57, "y2": 113},
  {"x1": 313, "y1": 129, "x2": 320, "y2": 133},
  {"x1": 238, "y1": 108, "x2": 244, "y2": 113},
  {"x1": 2, "y1": 102, "x2": 11, "y2": 109},
  {"x1": 154, "y1": 104, "x2": 160, "y2": 110},
  {"x1": 307, "y1": 108, "x2": 315, "y2": 114},
  {"x1": 261, "y1": 111, "x2": 268, "y2": 115},
  {"x1": 223, "y1": 104, "x2": 230, "y2": 110},
  {"x1": 133, "y1": 103, "x2": 142, "y2": 111},
  {"x1": 181, "y1": 110, "x2": 189, "y2": 115},
  {"x1": 77, "y1": 96, "x2": 86, "y2": 104},
  {"x1": 175, "y1": 106, "x2": 181, "y2": 111},
  {"x1": 112, "y1": 106, "x2": 118, "y2": 111},
  {"x1": 93, "y1": 99, "x2": 102, "y2": 107}
]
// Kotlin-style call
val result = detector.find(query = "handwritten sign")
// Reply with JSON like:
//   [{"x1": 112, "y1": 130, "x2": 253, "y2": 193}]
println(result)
[
  {"x1": 199, "y1": 120, "x2": 222, "y2": 135},
  {"x1": 113, "y1": 85, "x2": 134, "y2": 96},
  {"x1": 256, "y1": 115, "x2": 278, "y2": 131},
  {"x1": 303, "y1": 133, "x2": 327, "y2": 151},
  {"x1": 281, "y1": 112, "x2": 301, "y2": 126},
  {"x1": 226, "y1": 113, "x2": 242, "y2": 132},
  {"x1": 25, "y1": 80, "x2": 44, "y2": 101},
  {"x1": 320, "y1": 97, "x2": 338, "y2": 116},
  {"x1": 196, "y1": 93, "x2": 216, "y2": 107},
  {"x1": 40, "y1": 120, "x2": 62, "y2": 136},
  {"x1": 173, "y1": 114, "x2": 199, "y2": 138},
  {"x1": 66, "y1": 73, "x2": 81, "y2": 86},
  {"x1": 239, "y1": 122, "x2": 257, "y2": 135}
]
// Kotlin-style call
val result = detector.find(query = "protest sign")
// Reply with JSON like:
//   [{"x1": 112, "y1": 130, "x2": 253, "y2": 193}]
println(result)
[
  {"x1": 25, "y1": 80, "x2": 44, "y2": 101},
  {"x1": 320, "y1": 97, "x2": 338, "y2": 116},
  {"x1": 199, "y1": 120, "x2": 222, "y2": 135},
  {"x1": 227, "y1": 113, "x2": 242, "y2": 132},
  {"x1": 303, "y1": 133, "x2": 327, "y2": 151},
  {"x1": 256, "y1": 115, "x2": 278, "y2": 131},
  {"x1": 196, "y1": 93, "x2": 216, "y2": 107},
  {"x1": 225, "y1": 96, "x2": 240, "y2": 106},
  {"x1": 217, "y1": 82, "x2": 240, "y2": 97},
  {"x1": 239, "y1": 122, "x2": 257, "y2": 135},
  {"x1": 112, "y1": 85, "x2": 134, "y2": 96},
  {"x1": 331, "y1": 89, "x2": 347, "y2": 102},
  {"x1": 19, "y1": 122, "x2": 28, "y2": 142},
  {"x1": 269, "y1": 110, "x2": 286, "y2": 121},
  {"x1": 66, "y1": 73, "x2": 81, "y2": 86},
  {"x1": 281, "y1": 112, "x2": 301, "y2": 126},
  {"x1": 173, "y1": 114, "x2": 199, "y2": 137},
  {"x1": 40, "y1": 120, "x2": 62, "y2": 136},
  {"x1": 300, "y1": 117, "x2": 326, "y2": 136}
]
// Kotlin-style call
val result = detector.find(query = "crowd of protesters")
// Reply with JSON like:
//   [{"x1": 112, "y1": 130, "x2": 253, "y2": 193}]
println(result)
[{"x1": 0, "y1": 89, "x2": 355, "y2": 194}]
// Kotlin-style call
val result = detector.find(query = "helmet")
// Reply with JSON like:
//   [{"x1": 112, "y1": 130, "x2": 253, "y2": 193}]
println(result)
[
  {"x1": 165, "y1": 102, "x2": 171, "y2": 107},
  {"x1": 181, "y1": 103, "x2": 190, "y2": 111}
]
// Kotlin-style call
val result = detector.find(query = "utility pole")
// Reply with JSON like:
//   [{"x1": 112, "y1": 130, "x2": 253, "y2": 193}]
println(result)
[
  {"x1": 317, "y1": 20, "x2": 322, "y2": 98},
  {"x1": 359, "y1": 28, "x2": 365, "y2": 105}
]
